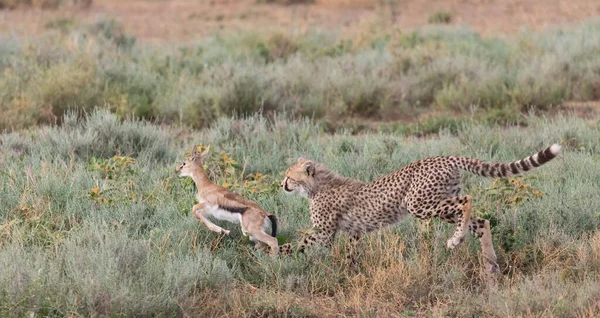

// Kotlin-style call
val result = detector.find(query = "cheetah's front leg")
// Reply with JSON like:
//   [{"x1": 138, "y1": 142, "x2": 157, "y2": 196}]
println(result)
[
  {"x1": 275, "y1": 229, "x2": 336, "y2": 255},
  {"x1": 347, "y1": 233, "x2": 361, "y2": 271},
  {"x1": 298, "y1": 228, "x2": 336, "y2": 253}
]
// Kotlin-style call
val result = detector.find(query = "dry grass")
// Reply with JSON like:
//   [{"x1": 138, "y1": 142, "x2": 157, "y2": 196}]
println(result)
[
  {"x1": 0, "y1": 0, "x2": 599, "y2": 43},
  {"x1": 142, "y1": 229, "x2": 600, "y2": 317},
  {"x1": 1, "y1": 112, "x2": 600, "y2": 316},
  {"x1": 0, "y1": 0, "x2": 91, "y2": 10}
]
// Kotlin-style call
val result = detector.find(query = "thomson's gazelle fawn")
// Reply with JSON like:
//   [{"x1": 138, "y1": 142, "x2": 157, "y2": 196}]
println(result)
[{"x1": 176, "y1": 145, "x2": 279, "y2": 255}]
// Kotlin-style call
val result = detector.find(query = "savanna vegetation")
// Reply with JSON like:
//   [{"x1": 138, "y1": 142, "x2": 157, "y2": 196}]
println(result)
[
  {"x1": 1, "y1": 4, "x2": 600, "y2": 316},
  {"x1": 1, "y1": 110, "x2": 599, "y2": 316},
  {"x1": 1, "y1": 18, "x2": 600, "y2": 131}
]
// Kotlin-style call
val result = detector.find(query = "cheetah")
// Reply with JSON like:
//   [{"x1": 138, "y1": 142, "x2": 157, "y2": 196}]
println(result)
[{"x1": 280, "y1": 144, "x2": 562, "y2": 273}]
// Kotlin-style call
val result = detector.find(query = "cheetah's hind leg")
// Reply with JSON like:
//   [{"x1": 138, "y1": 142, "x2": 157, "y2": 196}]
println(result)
[
  {"x1": 468, "y1": 217, "x2": 499, "y2": 274},
  {"x1": 436, "y1": 195, "x2": 472, "y2": 250},
  {"x1": 439, "y1": 200, "x2": 499, "y2": 274}
]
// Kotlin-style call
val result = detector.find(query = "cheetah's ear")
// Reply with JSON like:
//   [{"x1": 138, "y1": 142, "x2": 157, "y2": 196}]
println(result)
[{"x1": 303, "y1": 160, "x2": 315, "y2": 177}]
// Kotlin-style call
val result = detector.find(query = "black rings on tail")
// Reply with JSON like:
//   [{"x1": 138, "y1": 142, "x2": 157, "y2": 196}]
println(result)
[
  {"x1": 267, "y1": 215, "x2": 278, "y2": 237},
  {"x1": 457, "y1": 144, "x2": 562, "y2": 178}
]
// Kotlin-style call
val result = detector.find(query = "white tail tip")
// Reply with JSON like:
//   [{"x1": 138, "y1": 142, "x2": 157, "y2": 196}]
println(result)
[{"x1": 550, "y1": 144, "x2": 562, "y2": 155}]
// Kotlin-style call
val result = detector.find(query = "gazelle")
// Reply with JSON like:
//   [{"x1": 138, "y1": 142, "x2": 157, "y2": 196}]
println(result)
[{"x1": 176, "y1": 145, "x2": 278, "y2": 255}]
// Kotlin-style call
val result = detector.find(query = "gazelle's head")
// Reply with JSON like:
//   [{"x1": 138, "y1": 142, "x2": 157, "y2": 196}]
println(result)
[{"x1": 176, "y1": 145, "x2": 209, "y2": 178}]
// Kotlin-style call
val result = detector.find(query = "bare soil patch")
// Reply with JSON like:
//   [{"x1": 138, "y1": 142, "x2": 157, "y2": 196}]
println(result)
[{"x1": 0, "y1": 0, "x2": 599, "y2": 43}]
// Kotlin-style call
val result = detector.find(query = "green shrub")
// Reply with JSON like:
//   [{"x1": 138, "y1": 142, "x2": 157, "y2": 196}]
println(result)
[
  {"x1": 34, "y1": 57, "x2": 101, "y2": 119},
  {"x1": 428, "y1": 10, "x2": 452, "y2": 24},
  {"x1": 44, "y1": 17, "x2": 78, "y2": 33},
  {"x1": 1, "y1": 18, "x2": 600, "y2": 131},
  {"x1": 220, "y1": 74, "x2": 268, "y2": 116},
  {"x1": 87, "y1": 18, "x2": 136, "y2": 50}
]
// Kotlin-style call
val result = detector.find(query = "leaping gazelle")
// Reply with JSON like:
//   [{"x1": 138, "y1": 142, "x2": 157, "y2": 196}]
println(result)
[{"x1": 176, "y1": 145, "x2": 279, "y2": 255}]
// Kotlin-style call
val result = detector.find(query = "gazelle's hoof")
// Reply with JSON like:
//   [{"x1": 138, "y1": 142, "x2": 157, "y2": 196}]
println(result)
[{"x1": 486, "y1": 262, "x2": 499, "y2": 274}]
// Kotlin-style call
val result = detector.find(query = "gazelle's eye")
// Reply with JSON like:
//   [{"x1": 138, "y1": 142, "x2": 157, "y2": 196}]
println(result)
[{"x1": 182, "y1": 162, "x2": 186, "y2": 166}]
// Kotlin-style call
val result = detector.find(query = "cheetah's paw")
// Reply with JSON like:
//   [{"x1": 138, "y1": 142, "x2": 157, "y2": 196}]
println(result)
[
  {"x1": 279, "y1": 243, "x2": 293, "y2": 256},
  {"x1": 446, "y1": 236, "x2": 464, "y2": 250}
]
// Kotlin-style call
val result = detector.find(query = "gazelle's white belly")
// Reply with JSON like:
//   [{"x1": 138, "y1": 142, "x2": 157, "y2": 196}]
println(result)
[{"x1": 204, "y1": 204, "x2": 242, "y2": 224}]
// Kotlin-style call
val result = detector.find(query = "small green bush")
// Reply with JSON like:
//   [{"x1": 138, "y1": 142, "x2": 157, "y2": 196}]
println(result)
[
  {"x1": 428, "y1": 10, "x2": 452, "y2": 24},
  {"x1": 220, "y1": 74, "x2": 268, "y2": 116},
  {"x1": 44, "y1": 18, "x2": 78, "y2": 33}
]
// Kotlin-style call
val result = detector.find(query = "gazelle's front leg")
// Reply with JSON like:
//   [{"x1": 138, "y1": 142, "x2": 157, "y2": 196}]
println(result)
[{"x1": 192, "y1": 203, "x2": 230, "y2": 235}]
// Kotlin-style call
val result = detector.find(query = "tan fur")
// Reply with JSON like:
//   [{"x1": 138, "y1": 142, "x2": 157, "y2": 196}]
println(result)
[
  {"x1": 177, "y1": 145, "x2": 278, "y2": 255},
  {"x1": 281, "y1": 145, "x2": 561, "y2": 273}
]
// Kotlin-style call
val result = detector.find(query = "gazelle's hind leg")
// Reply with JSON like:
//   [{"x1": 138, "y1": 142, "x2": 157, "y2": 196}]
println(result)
[
  {"x1": 249, "y1": 218, "x2": 275, "y2": 252},
  {"x1": 248, "y1": 229, "x2": 278, "y2": 256},
  {"x1": 249, "y1": 239, "x2": 270, "y2": 253},
  {"x1": 242, "y1": 212, "x2": 278, "y2": 256}
]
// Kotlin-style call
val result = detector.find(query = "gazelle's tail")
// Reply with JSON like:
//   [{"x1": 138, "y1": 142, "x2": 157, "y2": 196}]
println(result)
[{"x1": 267, "y1": 215, "x2": 278, "y2": 237}]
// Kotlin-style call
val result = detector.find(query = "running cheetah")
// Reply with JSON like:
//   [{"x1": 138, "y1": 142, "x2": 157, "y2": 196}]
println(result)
[{"x1": 281, "y1": 144, "x2": 562, "y2": 273}]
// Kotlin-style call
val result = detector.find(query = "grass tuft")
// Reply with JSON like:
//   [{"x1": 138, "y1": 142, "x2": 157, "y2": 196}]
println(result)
[
  {"x1": 428, "y1": 10, "x2": 453, "y2": 24},
  {"x1": 1, "y1": 112, "x2": 599, "y2": 316}
]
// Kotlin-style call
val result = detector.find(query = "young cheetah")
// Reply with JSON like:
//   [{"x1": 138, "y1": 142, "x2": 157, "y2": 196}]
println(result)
[{"x1": 281, "y1": 144, "x2": 562, "y2": 273}]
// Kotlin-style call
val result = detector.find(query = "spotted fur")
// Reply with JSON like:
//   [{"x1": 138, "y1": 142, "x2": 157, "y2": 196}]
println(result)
[{"x1": 281, "y1": 144, "x2": 562, "y2": 273}]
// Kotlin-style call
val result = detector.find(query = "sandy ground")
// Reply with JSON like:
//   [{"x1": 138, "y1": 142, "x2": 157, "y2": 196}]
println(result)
[{"x1": 0, "y1": 0, "x2": 599, "y2": 43}]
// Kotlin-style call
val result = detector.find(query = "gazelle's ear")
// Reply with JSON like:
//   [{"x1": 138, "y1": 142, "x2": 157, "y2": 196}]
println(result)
[
  {"x1": 191, "y1": 145, "x2": 199, "y2": 158},
  {"x1": 200, "y1": 145, "x2": 210, "y2": 160},
  {"x1": 303, "y1": 160, "x2": 315, "y2": 177}
]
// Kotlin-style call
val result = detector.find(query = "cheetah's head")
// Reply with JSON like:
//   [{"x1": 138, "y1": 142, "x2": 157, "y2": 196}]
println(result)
[{"x1": 281, "y1": 157, "x2": 316, "y2": 198}]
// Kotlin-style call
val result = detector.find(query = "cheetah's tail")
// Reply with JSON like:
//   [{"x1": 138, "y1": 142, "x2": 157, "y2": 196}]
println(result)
[{"x1": 456, "y1": 144, "x2": 562, "y2": 178}]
